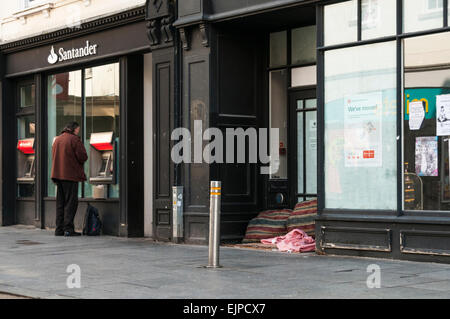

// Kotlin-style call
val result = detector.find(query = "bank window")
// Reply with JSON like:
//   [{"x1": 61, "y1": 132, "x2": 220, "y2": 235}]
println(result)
[
  {"x1": 324, "y1": 0, "x2": 357, "y2": 46},
  {"x1": 361, "y1": 0, "x2": 396, "y2": 40},
  {"x1": 47, "y1": 62, "x2": 120, "y2": 199},
  {"x1": 19, "y1": 83, "x2": 35, "y2": 108},
  {"x1": 403, "y1": 0, "x2": 444, "y2": 33},
  {"x1": 324, "y1": 41, "x2": 397, "y2": 210},
  {"x1": 403, "y1": 31, "x2": 450, "y2": 211},
  {"x1": 84, "y1": 63, "x2": 120, "y2": 199},
  {"x1": 17, "y1": 80, "x2": 36, "y2": 198}
]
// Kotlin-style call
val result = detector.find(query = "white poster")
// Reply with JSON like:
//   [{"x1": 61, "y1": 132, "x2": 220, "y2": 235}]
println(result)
[
  {"x1": 409, "y1": 101, "x2": 425, "y2": 130},
  {"x1": 344, "y1": 92, "x2": 383, "y2": 167},
  {"x1": 415, "y1": 137, "x2": 438, "y2": 177},
  {"x1": 436, "y1": 94, "x2": 450, "y2": 136}
]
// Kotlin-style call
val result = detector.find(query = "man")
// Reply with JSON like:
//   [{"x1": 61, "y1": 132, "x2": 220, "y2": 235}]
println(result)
[{"x1": 51, "y1": 122, "x2": 88, "y2": 237}]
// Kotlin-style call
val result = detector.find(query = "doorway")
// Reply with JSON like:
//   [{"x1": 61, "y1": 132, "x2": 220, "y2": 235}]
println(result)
[{"x1": 289, "y1": 89, "x2": 317, "y2": 207}]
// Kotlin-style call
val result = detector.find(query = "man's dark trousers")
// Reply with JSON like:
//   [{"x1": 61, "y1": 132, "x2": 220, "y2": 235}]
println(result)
[{"x1": 55, "y1": 180, "x2": 79, "y2": 233}]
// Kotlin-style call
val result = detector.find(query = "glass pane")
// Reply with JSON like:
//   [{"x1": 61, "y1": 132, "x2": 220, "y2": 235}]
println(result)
[
  {"x1": 84, "y1": 63, "x2": 120, "y2": 198},
  {"x1": 362, "y1": 0, "x2": 397, "y2": 40},
  {"x1": 305, "y1": 99, "x2": 317, "y2": 109},
  {"x1": 291, "y1": 25, "x2": 316, "y2": 65},
  {"x1": 404, "y1": 32, "x2": 450, "y2": 211},
  {"x1": 17, "y1": 115, "x2": 35, "y2": 139},
  {"x1": 47, "y1": 71, "x2": 82, "y2": 197},
  {"x1": 270, "y1": 31, "x2": 287, "y2": 67},
  {"x1": 306, "y1": 110, "x2": 317, "y2": 194},
  {"x1": 291, "y1": 66, "x2": 317, "y2": 87},
  {"x1": 297, "y1": 100, "x2": 304, "y2": 110},
  {"x1": 297, "y1": 112, "x2": 304, "y2": 194},
  {"x1": 324, "y1": 0, "x2": 358, "y2": 46},
  {"x1": 324, "y1": 41, "x2": 397, "y2": 210},
  {"x1": 19, "y1": 84, "x2": 35, "y2": 108},
  {"x1": 269, "y1": 69, "x2": 288, "y2": 179},
  {"x1": 403, "y1": 0, "x2": 443, "y2": 33},
  {"x1": 17, "y1": 115, "x2": 35, "y2": 198}
]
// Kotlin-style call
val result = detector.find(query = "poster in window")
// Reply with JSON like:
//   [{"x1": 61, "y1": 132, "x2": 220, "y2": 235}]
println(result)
[
  {"x1": 408, "y1": 101, "x2": 425, "y2": 130},
  {"x1": 436, "y1": 94, "x2": 450, "y2": 136},
  {"x1": 344, "y1": 91, "x2": 383, "y2": 167},
  {"x1": 415, "y1": 136, "x2": 438, "y2": 177}
]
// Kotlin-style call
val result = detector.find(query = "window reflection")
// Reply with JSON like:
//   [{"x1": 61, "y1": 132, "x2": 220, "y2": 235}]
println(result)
[
  {"x1": 403, "y1": 31, "x2": 450, "y2": 211},
  {"x1": 403, "y1": 0, "x2": 444, "y2": 33},
  {"x1": 84, "y1": 63, "x2": 120, "y2": 198},
  {"x1": 19, "y1": 84, "x2": 35, "y2": 108},
  {"x1": 324, "y1": 41, "x2": 397, "y2": 210},
  {"x1": 47, "y1": 71, "x2": 82, "y2": 197}
]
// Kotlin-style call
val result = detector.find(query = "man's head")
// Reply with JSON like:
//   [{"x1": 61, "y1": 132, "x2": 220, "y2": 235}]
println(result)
[{"x1": 62, "y1": 122, "x2": 80, "y2": 135}]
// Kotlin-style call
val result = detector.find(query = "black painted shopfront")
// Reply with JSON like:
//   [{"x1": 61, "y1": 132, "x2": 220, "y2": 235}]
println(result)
[
  {"x1": 173, "y1": 0, "x2": 450, "y2": 263},
  {"x1": 0, "y1": 6, "x2": 151, "y2": 237},
  {"x1": 2, "y1": 0, "x2": 450, "y2": 264}
]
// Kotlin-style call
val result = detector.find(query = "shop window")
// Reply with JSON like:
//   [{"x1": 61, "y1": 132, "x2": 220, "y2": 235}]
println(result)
[
  {"x1": 17, "y1": 79, "x2": 36, "y2": 198},
  {"x1": 324, "y1": 41, "x2": 397, "y2": 210},
  {"x1": 361, "y1": 0, "x2": 396, "y2": 40},
  {"x1": 47, "y1": 71, "x2": 82, "y2": 198},
  {"x1": 47, "y1": 62, "x2": 120, "y2": 199},
  {"x1": 17, "y1": 115, "x2": 36, "y2": 198},
  {"x1": 291, "y1": 25, "x2": 316, "y2": 65},
  {"x1": 403, "y1": 0, "x2": 444, "y2": 33},
  {"x1": 84, "y1": 63, "x2": 120, "y2": 199},
  {"x1": 324, "y1": 0, "x2": 358, "y2": 46},
  {"x1": 403, "y1": 31, "x2": 450, "y2": 211},
  {"x1": 270, "y1": 31, "x2": 287, "y2": 67},
  {"x1": 269, "y1": 69, "x2": 288, "y2": 180},
  {"x1": 19, "y1": 83, "x2": 35, "y2": 108}
]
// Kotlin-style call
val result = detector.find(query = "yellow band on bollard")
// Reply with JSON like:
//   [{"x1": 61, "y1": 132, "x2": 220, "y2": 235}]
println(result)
[
  {"x1": 211, "y1": 192, "x2": 221, "y2": 195},
  {"x1": 210, "y1": 187, "x2": 221, "y2": 190}
]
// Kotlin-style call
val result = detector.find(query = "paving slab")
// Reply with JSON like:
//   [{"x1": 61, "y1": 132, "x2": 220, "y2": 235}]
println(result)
[{"x1": 1, "y1": 226, "x2": 450, "y2": 299}]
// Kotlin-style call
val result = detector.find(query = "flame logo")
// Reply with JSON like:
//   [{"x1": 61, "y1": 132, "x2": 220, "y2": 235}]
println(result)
[{"x1": 48, "y1": 46, "x2": 58, "y2": 65}]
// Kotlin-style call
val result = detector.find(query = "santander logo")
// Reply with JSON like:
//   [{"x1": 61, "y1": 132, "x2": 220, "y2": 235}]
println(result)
[
  {"x1": 48, "y1": 46, "x2": 58, "y2": 65},
  {"x1": 47, "y1": 41, "x2": 98, "y2": 65}
]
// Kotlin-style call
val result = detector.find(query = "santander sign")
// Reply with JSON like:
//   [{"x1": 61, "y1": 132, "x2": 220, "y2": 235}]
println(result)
[{"x1": 47, "y1": 40, "x2": 99, "y2": 65}]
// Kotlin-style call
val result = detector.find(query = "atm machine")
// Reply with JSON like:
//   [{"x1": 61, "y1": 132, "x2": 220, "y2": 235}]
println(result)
[
  {"x1": 17, "y1": 138, "x2": 36, "y2": 184},
  {"x1": 89, "y1": 132, "x2": 116, "y2": 199}
]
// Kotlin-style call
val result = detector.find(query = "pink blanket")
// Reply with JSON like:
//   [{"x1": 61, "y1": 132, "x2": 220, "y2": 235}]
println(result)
[{"x1": 261, "y1": 229, "x2": 316, "y2": 253}]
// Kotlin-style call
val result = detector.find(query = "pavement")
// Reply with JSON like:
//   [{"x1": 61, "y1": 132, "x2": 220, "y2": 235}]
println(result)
[{"x1": 0, "y1": 225, "x2": 450, "y2": 299}]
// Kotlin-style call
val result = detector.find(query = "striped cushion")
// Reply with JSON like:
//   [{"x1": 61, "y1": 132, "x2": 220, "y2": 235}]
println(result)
[
  {"x1": 286, "y1": 200, "x2": 317, "y2": 238},
  {"x1": 242, "y1": 209, "x2": 292, "y2": 243}
]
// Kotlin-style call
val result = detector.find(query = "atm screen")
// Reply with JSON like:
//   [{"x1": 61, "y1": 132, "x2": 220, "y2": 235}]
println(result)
[
  {"x1": 24, "y1": 158, "x2": 35, "y2": 177},
  {"x1": 99, "y1": 158, "x2": 108, "y2": 176},
  {"x1": 99, "y1": 153, "x2": 112, "y2": 177}
]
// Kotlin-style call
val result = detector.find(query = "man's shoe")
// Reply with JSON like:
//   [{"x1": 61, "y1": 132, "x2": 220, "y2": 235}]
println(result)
[
  {"x1": 64, "y1": 231, "x2": 82, "y2": 237},
  {"x1": 55, "y1": 231, "x2": 65, "y2": 236}
]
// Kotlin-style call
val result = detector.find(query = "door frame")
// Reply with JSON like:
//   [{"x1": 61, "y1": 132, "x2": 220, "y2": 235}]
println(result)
[{"x1": 289, "y1": 87, "x2": 317, "y2": 208}]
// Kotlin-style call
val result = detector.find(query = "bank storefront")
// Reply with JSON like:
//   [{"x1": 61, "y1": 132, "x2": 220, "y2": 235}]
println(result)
[
  {"x1": 0, "y1": 6, "x2": 152, "y2": 237},
  {"x1": 317, "y1": 0, "x2": 450, "y2": 262}
]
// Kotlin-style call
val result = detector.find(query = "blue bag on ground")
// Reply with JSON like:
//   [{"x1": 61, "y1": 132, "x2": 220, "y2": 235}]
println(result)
[{"x1": 83, "y1": 204, "x2": 102, "y2": 236}]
